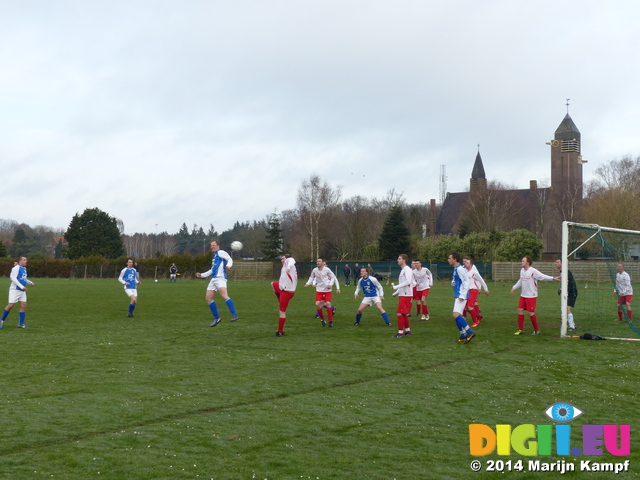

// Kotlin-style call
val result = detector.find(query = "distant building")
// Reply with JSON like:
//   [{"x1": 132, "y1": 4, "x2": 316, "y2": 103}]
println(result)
[{"x1": 434, "y1": 113, "x2": 583, "y2": 257}]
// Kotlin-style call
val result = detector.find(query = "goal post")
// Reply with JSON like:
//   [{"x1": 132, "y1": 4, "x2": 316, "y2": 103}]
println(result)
[{"x1": 562, "y1": 221, "x2": 640, "y2": 340}]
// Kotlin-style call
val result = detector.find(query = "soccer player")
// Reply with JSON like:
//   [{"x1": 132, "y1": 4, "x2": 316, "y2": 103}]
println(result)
[
  {"x1": 510, "y1": 256, "x2": 559, "y2": 335},
  {"x1": 196, "y1": 240, "x2": 238, "y2": 326},
  {"x1": 555, "y1": 259, "x2": 578, "y2": 331},
  {"x1": 0, "y1": 256, "x2": 35, "y2": 329},
  {"x1": 615, "y1": 263, "x2": 633, "y2": 322},
  {"x1": 354, "y1": 266, "x2": 391, "y2": 326},
  {"x1": 448, "y1": 252, "x2": 475, "y2": 344},
  {"x1": 305, "y1": 258, "x2": 340, "y2": 327},
  {"x1": 169, "y1": 263, "x2": 178, "y2": 283},
  {"x1": 118, "y1": 257, "x2": 141, "y2": 318},
  {"x1": 272, "y1": 254, "x2": 297, "y2": 336},
  {"x1": 463, "y1": 257, "x2": 489, "y2": 328},
  {"x1": 412, "y1": 260, "x2": 433, "y2": 320},
  {"x1": 391, "y1": 254, "x2": 413, "y2": 337}
]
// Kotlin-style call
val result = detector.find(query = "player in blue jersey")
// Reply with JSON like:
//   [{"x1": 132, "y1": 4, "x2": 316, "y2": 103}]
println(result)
[
  {"x1": 448, "y1": 252, "x2": 475, "y2": 344},
  {"x1": 118, "y1": 258, "x2": 141, "y2": 317},
  {"x1": 0, "y1": 257, "x2": 35, "y2": 328},
  {"x1": 353, "y1": 267, "x2": 391, "y2": 326},
  {"x1": 196, "y1": 240, "x2": 238, "y2": 326}
]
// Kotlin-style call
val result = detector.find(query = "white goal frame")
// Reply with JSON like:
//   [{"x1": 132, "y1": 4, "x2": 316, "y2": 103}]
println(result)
[{"x1": 561, "y1": 221, "x2": 640, "y2": 339}]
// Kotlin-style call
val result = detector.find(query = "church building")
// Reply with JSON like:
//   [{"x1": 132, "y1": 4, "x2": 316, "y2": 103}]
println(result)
[{"x1": 434, "y1": 112, "x2": 584, "y2": 257}]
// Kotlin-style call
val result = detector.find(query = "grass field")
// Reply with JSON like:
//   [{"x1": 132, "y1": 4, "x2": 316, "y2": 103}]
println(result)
[{"x1": 0, "y1": 278, "x2": 638, "y2": 479}]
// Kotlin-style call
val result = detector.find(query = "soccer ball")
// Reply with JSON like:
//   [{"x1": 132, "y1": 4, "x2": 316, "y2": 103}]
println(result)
[
  {"x1": 231, "y1": 241, "x2": 243, "y2": 251},
  {"x1": 155, "y1": 279, "x2": 158, "y2": 283}
]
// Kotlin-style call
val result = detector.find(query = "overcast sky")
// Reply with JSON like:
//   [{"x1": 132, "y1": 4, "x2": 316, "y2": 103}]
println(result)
[{"x1": 1, "y1": 1, "x2": 639, "y2": 235}]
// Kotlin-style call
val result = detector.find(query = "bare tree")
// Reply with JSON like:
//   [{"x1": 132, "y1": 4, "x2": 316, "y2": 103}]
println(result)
[{"x1": 296, "y1": 175, "x2": 341, "y2": 260}]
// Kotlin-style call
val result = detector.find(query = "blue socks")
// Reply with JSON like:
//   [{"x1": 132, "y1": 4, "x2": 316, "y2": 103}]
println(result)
[
  {"x1": 19, "y1": 312, "x2": 26, "y2": 325},
  {"x1": 455, "y1": 315, "x2": 473, "y2": 335},
  {"x1": 356, "y1": 313, "x2": 362, "y2": 323},
  {"x1": 1, "y1": 309, "x2": 9, "y2": 321},
  {"x1": 225, "y1": 298, "x2": 237, "y2": 316},
  {"x1": 208, "y1": 301, "x2": 220, "y2": 319},
  {"x1": 381, "y1": 312, "x2": 390, "y2": 324},
  {"x1": 128, "y1": 303, "x2": 135, "y2": 315}
]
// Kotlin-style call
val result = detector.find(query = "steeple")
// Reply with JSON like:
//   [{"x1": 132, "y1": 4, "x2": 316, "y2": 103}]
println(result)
[{"x1": 470, "y1": 148, "x2": 487, "y2": 192}]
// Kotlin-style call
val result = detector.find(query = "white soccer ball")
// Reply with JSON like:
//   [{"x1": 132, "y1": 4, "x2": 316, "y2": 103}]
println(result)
[
  {"x1": 155, "y1": 279, "x2": 158, "y2": 282},
  {"x1": 231, "y1": 241, "x2": 243, "y2": 251}
]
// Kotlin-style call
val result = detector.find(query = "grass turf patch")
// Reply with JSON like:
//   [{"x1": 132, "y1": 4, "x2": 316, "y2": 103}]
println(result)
[{"x1": 0, "y1": 278, "x2": 637, "y2": 479}]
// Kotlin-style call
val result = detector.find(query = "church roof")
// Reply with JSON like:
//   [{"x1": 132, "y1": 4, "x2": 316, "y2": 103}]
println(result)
[
  {"x1": 555, "y1": 114, "x2": 580, "y2": 141},
  {"x1": 471, "y1": 151, "x2": 486, "y2": 179}
]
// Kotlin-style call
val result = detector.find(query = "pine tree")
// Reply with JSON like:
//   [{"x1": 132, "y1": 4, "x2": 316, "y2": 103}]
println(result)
[
  {"x1": 261, "y1": 213, "x2": 283, "y2": 260},
  {"x1": 378, "y1": 206, "x2": 411, "y2": 260}
]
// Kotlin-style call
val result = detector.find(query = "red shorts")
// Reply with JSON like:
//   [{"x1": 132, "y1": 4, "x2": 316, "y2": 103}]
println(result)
[
  {"x1": 518, "y1": 296, "x2": 537, "y2": 312},
  {"x1": 272, "y1": 282, "x2": 295, "y2": 312},
  {"x1": 397, "y1": 296, "x2": 412, "y2": 315},
  {"x1": 618, "y1": 295, "x2": 633, "y2": 306},
  {"x1": 315, "y1": 291, "x2": 333, "y2": 303},
  {"x1": 414, "y1": 288, "x2": 430, "y2": 300},
  {"x1": 467, "y1": 289, "x2": 479, "y2": 306}
]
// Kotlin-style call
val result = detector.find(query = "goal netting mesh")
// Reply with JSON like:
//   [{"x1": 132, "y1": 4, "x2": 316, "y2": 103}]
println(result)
[{"x1": 562, "y1": 222, "x2": 640, "y2": 340}]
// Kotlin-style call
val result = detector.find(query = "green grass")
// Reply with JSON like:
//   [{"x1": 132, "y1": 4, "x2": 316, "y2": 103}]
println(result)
[{"x1": 0, "y1": 278, "x2": 638, "y2": 479}]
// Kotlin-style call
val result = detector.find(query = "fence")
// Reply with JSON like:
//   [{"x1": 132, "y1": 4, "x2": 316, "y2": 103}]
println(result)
[{"x1": 491, "y1": 261, "x2": 640, "y2": 282}]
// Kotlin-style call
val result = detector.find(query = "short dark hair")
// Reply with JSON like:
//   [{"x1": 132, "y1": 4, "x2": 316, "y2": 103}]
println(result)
[
  {"x1": 524, "y1": 256, "x2": 533, "y2": 266},
  {"x1": 399, "y1": 254, "x2": 409, "y2": 263},
  {"x1": 450, "y1": 252, "x2": 461, "y2": 263}
]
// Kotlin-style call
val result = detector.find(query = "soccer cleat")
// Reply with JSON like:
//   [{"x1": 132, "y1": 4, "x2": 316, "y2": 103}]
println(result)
[
  {"x1": 391, "y1": 334, "x2": 404, "y2": 338},
  {"x1": 404, "y1": 332, "x2": 412, "y2": 336},
  {"x1": 532, "y1": 330, "x2": 540, "y2": 335},
  {"x1": 471, "y1": 322, "x2": 480, "y2": 327},
  {"x1": 17, "y1": 324, "x2": 29, "y2": 329},
  {"x1": 568, "y1": 327, "x2": 576, "y2": 331},
  {"x1": 328, "y1": 321, "x2": 333, "y2": 328},
  {"x1": 463, "y1": 332, "x2": 476, "y2": 344},
  {"x1": 457, "y1": 336, "x2": 466, "y2": 342},
  {"x1": 210, "y1": 317, "x2": 221, "y2": 327},
  {"x1": 385, "y1": 322, "x2": 391, "y2": 326},
  {"x1": 420, "y1": 315, "x2": 426, "y2": 320},
  {"x1": 321, "y1": 318, "x2": 327, "y2": 327},
  {"x1": 425, "y1": 314, "x2": 429, "y2": 321},
  {"x1": 331, "y1": 306, "x2": 336, "y2": 314},
  {"x1": 354, "y1": 321, "x2": 360, "y2": 326},
  {"x1": 230, "y1": 315, "x2": 239, "y2": 322},
  {"x1": 514, "y1": 330, "x2": 525, "y2": 335},
  {"x1": 127, "y1": 313, "x2": 134, "y2": 318},
  {"x1": 274, "y1": 331, "x2": 285, "y2": 337},
  {"x1": 315, "y1": 312, "x2": 320, "y2": 318}
]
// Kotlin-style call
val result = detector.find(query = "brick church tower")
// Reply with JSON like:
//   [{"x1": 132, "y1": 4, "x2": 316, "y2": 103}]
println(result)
[{"x1": 543, "y1": 113, "x2": 584, "y2": 254}]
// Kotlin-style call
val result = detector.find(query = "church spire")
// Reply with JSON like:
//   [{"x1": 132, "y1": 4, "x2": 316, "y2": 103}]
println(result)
[{"x1": 470, "y1": 147, "x2": 487, "y2": 192}]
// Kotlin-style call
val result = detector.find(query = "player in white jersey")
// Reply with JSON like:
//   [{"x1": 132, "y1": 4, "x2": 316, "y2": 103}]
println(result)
[
  {"x1": 391, "y1": 254, "x2": 413, "y2": 337},
  {"x1": 272, "y1": 254, "x2": 298, "y2": 336},
  {"x1": 118, "y1": 257, "x2": 141, "y2": 318},
  {"x1": 411, "y1": 260, "x2": 433, "y2": 320},
  {"x1": 196, "y1": 240, "x2": 238, "y2": 326},
  {"x1": 305, "y1": 258, "x2": 340, "y2": 327},
  {"x1": 510, "y1": 256, "x2": 559, "y2": 335},
  {"x1": 0, "y1": 257, "x2": 35, "y2": 328},
  {"x1": 615, "y1": 263, "x2": 633, "y2": 322},
  {"x1": 463, "y1": 257, "x2": 489, "y2": 328}
]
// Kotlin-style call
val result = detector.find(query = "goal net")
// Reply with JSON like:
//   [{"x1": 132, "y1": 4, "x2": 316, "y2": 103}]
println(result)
[{"x1": 562, "y1": 222, "x2": 640, "y2": 340}]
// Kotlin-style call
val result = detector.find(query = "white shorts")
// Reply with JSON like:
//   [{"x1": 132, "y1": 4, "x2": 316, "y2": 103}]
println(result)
[
  {"x1": 453, "y1": 298, "x2": 467, "y2": 315},
  {"x1": 207, "y1": 277, "x2": 228, "y2": 291},
  {"x1": 125, "y1": 288, "x2": 138, "y2": 298},
  {"x1": 360, "y1": 296, "x2": 381, "y2": 307},
  {"x1": 9, "y1": 288, "x2": 27, "y2": 304}
]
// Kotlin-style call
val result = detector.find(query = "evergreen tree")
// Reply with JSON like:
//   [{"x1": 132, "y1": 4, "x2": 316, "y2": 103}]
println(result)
[
  {"x1": 378, "y1": 206, "x2": 411, "y2": 260},
  {"x1": 0, "y1": 239, "x2": 7, "y2": 257},
  {"x1": 262, "y1": 213, "x2": 283, "y2": 260},
  {"x1": 65, "y1": 208, "x2": 125, "y2": 259}
]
